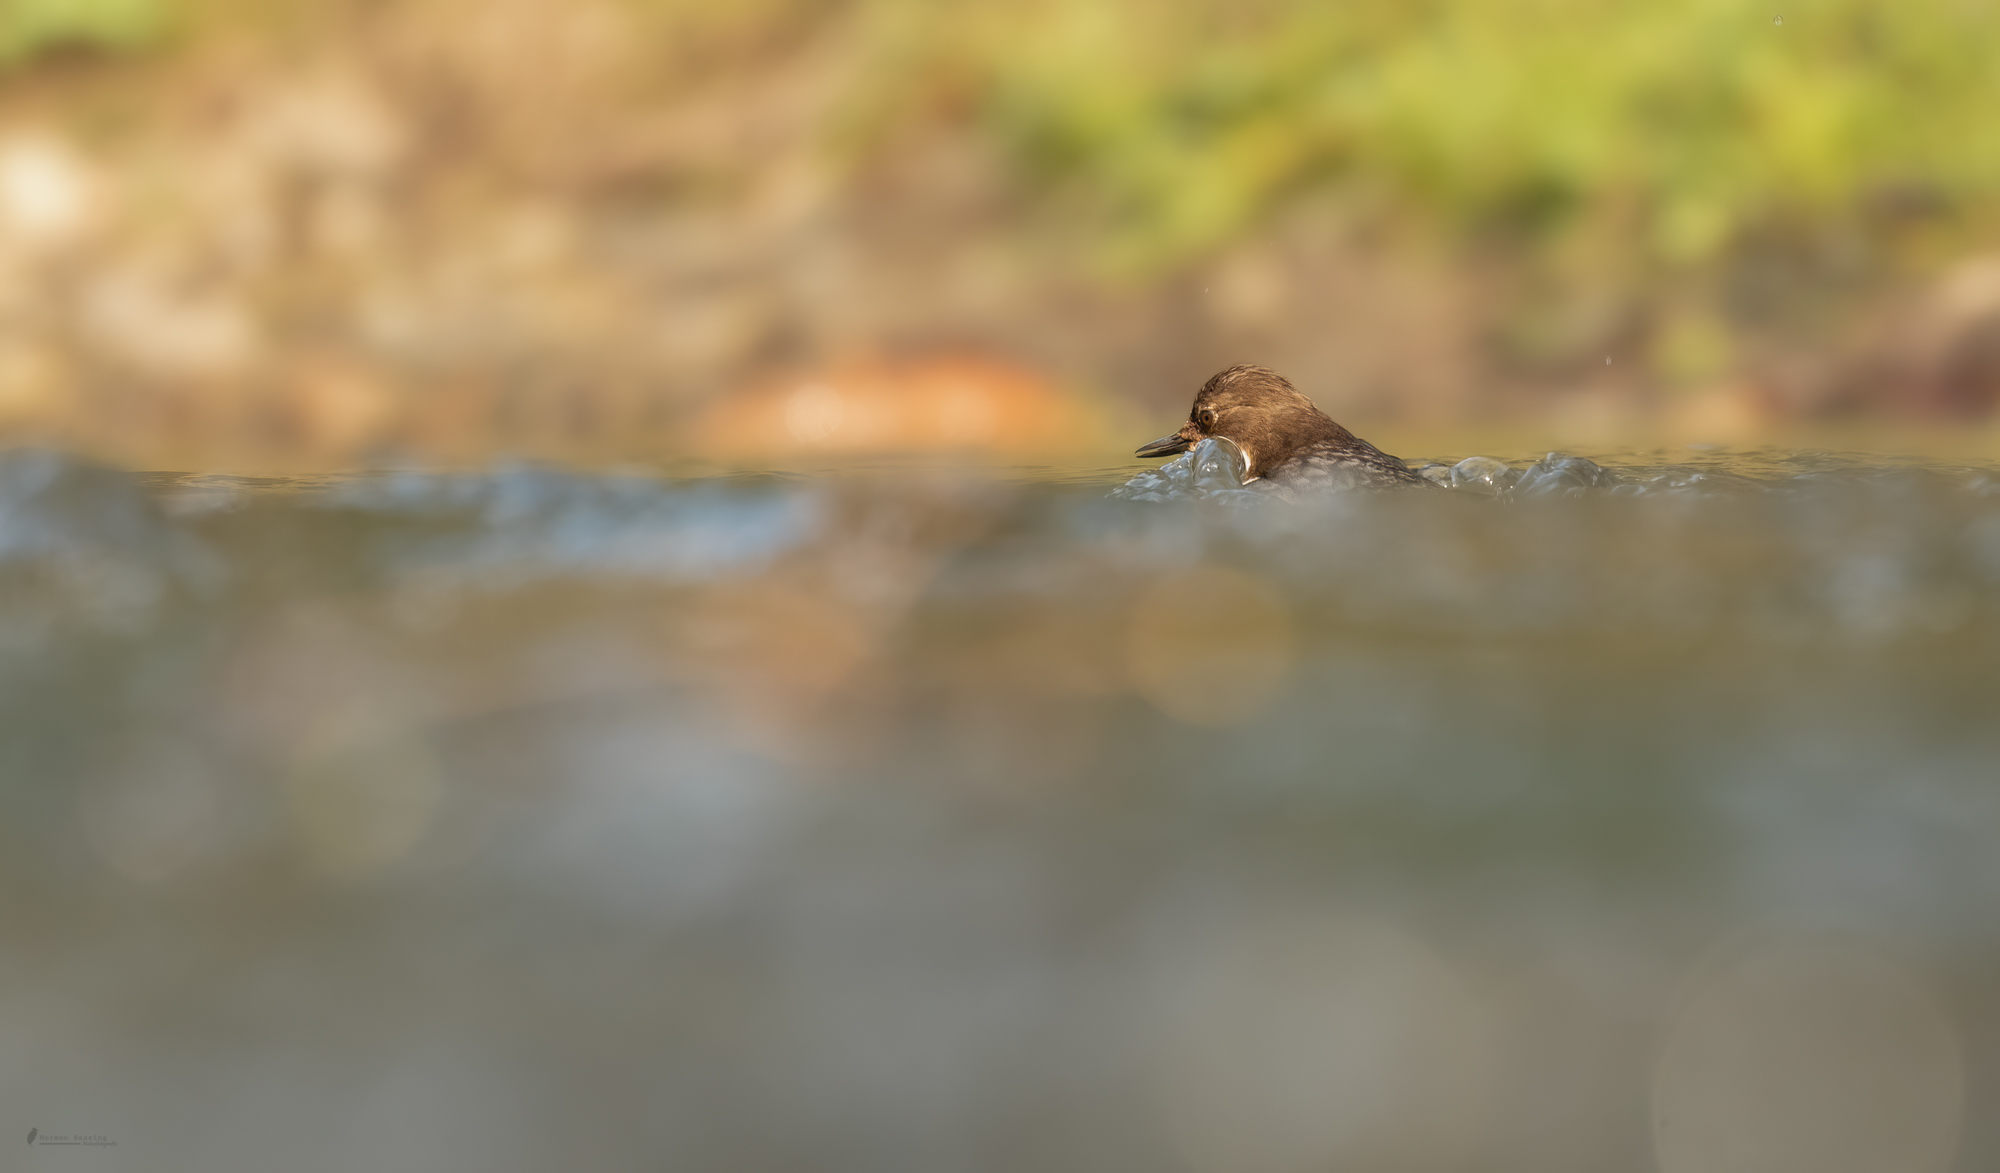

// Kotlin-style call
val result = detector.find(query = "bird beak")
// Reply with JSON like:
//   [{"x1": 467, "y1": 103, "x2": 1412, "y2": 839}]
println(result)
[{"x1": 1135, "y1": 423, "x2": 1200, "y2": 458}]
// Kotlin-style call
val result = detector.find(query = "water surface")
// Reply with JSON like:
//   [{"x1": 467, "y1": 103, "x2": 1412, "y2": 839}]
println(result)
[{"x1": 6, "y1": 445, "x2": 2000, "y2": 1172}]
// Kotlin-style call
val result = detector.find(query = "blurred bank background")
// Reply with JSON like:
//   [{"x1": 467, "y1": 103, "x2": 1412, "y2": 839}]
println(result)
[
  {"x1": 10, "y1": 4, "x2": 2000, "y2": 1173},
  {"x1": 0, "y1": 0, "x2": 1998, "y2": 464}
]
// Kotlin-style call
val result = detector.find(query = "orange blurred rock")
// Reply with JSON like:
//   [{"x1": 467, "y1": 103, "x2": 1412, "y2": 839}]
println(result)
[
  {"x1": 1663, "y1": 381, "x2": 1775, "y2": 445},
  {"x1": 0, "y1": 341, "x2": 72, "y2": 430},
  {"x1": 289, "y1": 358, "x2": 399, "y2": 457},
  {"x1": 1879, "y1": 254, "x2": 2000, "y2": 418},
  {"x1": 695, "y1": 355, "x2": 1098, "y2": 457}
]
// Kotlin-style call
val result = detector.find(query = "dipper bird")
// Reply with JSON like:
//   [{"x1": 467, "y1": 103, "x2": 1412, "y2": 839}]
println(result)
[{"x1": 1135, "y1": 365, "x2": 1426, "y2": 493}]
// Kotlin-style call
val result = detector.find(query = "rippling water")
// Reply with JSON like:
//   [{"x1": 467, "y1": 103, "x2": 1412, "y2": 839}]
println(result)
[{"x1": 7, "y1": 445, "x2": 2000, "y2": 1172}]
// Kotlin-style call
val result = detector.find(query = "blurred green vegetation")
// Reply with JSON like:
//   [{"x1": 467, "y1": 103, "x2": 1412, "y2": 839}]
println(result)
[
  {"x1": 3, "y1": 0, "x2": 1996, "y2": 429},
  {"x1": 858, "y1": 0, "x2": 2000, "y2": 278},
  {"x1": 11, "y1": 0, "x2": 1995, "y2": 284},
  {"x1": 0, "y1": 0, "x2": 168, "y2": 64}
]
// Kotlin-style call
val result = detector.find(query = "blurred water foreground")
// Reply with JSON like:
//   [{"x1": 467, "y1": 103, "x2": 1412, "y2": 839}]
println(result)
[{"x1": 3, "y1": 444, "x2": 2000, "y2": 1172}]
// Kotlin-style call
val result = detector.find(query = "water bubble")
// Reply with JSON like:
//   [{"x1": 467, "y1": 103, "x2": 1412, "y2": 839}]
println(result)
[
  {"x1": 1447, "y1": 455, "x2": 1518, "y2": 495},
  {"x1": 1515, "y1": 452, "x2": 1619, "y2": 495},
  {"x1": 1113, "y1": 441, "x2": 1258, "y2": 501},
  {"x1": 1192, "y1": 436, "x2": 1248, "y2": 490},
  {"x1": 1774, "y1": 14, "x2": 1783, "y2": 25}
]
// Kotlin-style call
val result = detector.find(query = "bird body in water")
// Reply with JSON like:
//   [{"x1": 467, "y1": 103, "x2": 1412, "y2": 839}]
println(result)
[{"x1": 1135, "y1": 365, "x2": 1427, "y2": 494}]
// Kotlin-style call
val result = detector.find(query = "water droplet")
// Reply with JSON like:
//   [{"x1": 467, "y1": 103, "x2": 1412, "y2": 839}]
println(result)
[
  {"x1": 1447, "y1": 455, "x2": 1518, "y2": 495},
  {"x1": 1774, "y1": 13, "x2": 1783, "y2": 24},
  {"x1": 1192, "y1": 436, "x2": 1248, "y2": 489},
  {"x1": 1605, "y1": 356, "x2": 1612, "y2": 365}
]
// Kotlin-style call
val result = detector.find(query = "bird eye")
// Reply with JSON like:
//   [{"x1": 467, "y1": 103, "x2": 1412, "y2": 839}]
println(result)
[{"x1": 1198, "y1": 409, "x2": 1216, "y2": 429}]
